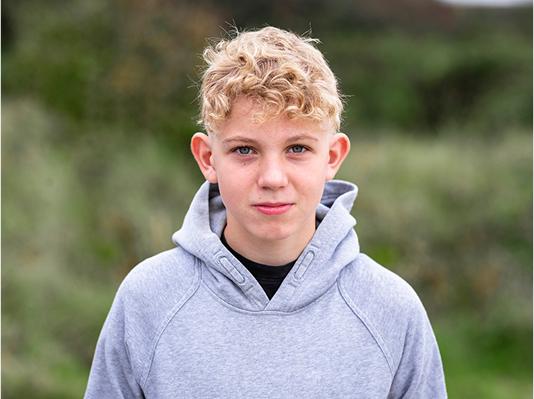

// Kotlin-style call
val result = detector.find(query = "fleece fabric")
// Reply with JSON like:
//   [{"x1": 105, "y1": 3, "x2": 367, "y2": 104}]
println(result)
[{"x1": 84, "y1": 180, "x2": 447, "y2": 399}]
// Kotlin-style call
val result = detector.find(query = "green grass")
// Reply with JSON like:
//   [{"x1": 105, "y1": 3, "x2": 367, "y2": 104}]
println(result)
[{"x1": 436, "y1": 314, "x2": 532, "y2": 399}]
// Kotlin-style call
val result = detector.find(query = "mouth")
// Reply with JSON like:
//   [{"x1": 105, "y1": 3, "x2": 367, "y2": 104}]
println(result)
[{"x1": 253, "y1": 203, "x2": 294, "y2": 216}]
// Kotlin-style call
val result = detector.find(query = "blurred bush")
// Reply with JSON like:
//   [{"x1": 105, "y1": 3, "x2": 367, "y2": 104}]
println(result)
[
  {"x1": 328, "y1": 31, "x2": 532, "y2": 132},
  {"x1": 3, "y1": 0, "x2": 532, "y2": 138},
  {"x1": 342, "y1": 133, "x2": 531, "y2": 315},
  {"x1": 2, "y1": 100, "x2": 201, "y2": 398}
]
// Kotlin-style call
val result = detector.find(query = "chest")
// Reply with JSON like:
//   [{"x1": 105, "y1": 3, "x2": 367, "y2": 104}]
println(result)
[{"x1": 143, "y1": 285, "x2": 393, "y2": 398}]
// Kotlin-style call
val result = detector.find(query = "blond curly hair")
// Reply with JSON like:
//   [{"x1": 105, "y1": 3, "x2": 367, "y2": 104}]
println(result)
[{"x1": 198, "y1": 26, "x2": 344, "y2": 134}]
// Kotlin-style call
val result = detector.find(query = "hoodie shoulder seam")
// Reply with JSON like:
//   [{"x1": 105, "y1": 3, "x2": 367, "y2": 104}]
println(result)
[
  {"x1": 337, "y1": 277, "x2": 395, "y2": 377},
  {"x1": 141, "y1": 257, "x2": 201, "y2": 387}
]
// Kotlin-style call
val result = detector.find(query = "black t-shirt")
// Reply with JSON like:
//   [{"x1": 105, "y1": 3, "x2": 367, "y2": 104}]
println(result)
[{"x1": 221, "y1": 234, "x2": 296, "y2": 300}]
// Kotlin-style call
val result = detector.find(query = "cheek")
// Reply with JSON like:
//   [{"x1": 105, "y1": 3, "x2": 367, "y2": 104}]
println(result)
[
  {"x1": 219, "y1": 161, "x2": 257, "y2": 185},
  {"x1": 217, "y1": 174, "x2": 249, "y2": 210},
  {"x1": 294, "y1": 159, "x2": 329, "y2": 183},
  {"x1": 218, "y1": 179, "x2": 238, "y2": 199},
  {"x1": 293, "y1": 169, "x2": 327, "y2": 202}
]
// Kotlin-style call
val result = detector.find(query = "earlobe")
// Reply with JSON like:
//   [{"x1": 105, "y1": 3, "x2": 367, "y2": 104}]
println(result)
[
  {"x1": 326, "y1": 133, "x2": 351, "y2": 180},
  {"x1": 191, "y1": 132, "x2": 218, "y2": 183}
]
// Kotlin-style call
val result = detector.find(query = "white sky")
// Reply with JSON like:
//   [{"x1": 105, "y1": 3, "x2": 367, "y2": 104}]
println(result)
[{"x1": 436, "y1": 0, "x2": 531, "y2": 6}]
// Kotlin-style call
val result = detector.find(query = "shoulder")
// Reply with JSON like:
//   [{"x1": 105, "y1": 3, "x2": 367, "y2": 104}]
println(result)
[
  {"x1": 116, "y1": 246, "x2": 200, "y2": 334},
  {"x1": 110, "y1": 246, "x2": 200, "y2": 383},
  {"x1": 119, "y1": 246, "x2": 199, "y2": 305},
  {"x1": 339, "y1": 252, "x2": 422, "y2": 312},
  {"x1": 338, "y1": 253, "x2": 430, "y2": 373}
]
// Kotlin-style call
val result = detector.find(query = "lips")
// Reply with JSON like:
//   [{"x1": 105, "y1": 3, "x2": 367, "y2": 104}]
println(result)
[{"x1": 253, "y1": 202, "x2": 294, "y2": 216}]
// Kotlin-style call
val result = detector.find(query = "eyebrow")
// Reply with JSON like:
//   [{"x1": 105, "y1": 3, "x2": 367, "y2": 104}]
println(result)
[
  {"x1": 221, "y1": 136, "x2": 258, "y2": 145},
  {"x1": 221, "y1": 134, "x2": 319, "y2": 145}
]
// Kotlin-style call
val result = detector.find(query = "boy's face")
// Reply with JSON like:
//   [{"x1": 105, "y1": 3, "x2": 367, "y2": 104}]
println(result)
[{"x1": 192, "y1": 97, "x2": 350, "y2": 252}]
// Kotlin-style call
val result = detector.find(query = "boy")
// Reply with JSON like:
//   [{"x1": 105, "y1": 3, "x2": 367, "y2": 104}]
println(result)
[{"x1": 84, "y1": 26, "x2": 447, "y2": 398}]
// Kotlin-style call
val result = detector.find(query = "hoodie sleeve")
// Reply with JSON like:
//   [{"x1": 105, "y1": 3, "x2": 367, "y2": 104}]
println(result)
[
  {"x1": 340, "y1": 255, "x2": 447, "y2": 399},
  {"x1": 83, "y1": 248, "x2": 199, "y2": 398},
  {"x1": 84, "y1": 282, "x2": 145, "y2": 399},
  {"x1": 387, "y1": 295, "x2": 447, "y2": 399}
]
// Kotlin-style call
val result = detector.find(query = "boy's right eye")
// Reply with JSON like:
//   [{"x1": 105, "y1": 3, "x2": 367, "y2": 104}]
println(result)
[{"x1": 234, "y1": 146, "x2": 253, "y2": 155}]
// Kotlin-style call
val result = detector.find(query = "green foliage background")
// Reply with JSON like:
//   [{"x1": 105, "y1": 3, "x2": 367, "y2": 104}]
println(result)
[{"x1": 2, "y1": 0, "x2": 532, "y2": 397}]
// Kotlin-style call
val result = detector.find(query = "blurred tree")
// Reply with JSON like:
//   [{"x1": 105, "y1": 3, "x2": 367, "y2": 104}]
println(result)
[{"x1": 2, "y1": 0, "x2": 531, "y2": 138}]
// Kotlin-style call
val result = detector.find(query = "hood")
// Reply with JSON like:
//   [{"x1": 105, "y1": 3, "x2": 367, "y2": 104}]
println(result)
[{"x1": 172, "y1": 179, "x2": 360, "y2": 312}]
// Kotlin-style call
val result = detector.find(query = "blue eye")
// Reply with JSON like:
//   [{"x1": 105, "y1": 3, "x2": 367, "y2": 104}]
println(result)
[
  {"x1": 235, "y1": 146, "x2": 253, "y2": 155},
  {"x1": 289, "y1": 145, "x2": 307, "y2": 153}
]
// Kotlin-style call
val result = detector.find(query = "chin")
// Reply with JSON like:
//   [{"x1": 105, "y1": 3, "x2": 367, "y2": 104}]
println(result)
[{"x1": 253, "y1": 225, "x2": 295, "y2": 242}]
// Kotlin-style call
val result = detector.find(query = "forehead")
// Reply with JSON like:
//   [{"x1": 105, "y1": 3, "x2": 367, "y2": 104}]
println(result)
[{"x1": 214, "y1": 97, "x2": 332, "y2": 141}]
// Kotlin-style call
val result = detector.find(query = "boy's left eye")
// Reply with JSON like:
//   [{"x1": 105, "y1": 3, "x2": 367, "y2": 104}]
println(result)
[{"x1": 288, "y1": 145, "x2": 307, "y2": 154}]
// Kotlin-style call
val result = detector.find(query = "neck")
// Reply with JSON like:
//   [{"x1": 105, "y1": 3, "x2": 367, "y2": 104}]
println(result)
[{"x1": 223, "y1": 220, "x2": 316, "y2": 266}]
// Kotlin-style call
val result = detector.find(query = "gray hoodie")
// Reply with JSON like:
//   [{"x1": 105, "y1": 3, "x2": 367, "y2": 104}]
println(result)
[{"x1": 84, "y1": 180, "x2": 447, "y2": 398}]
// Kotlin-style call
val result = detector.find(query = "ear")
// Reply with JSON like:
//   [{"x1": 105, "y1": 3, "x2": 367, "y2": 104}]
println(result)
[
  {"x1": 325, "y1": 132, "x2": 351, "y2": 180},
  {"x1": 191, "y1": 132, "x2": 218, "y2": 183}
]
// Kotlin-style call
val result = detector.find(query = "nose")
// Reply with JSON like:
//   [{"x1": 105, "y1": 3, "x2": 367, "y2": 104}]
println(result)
[{"x1": 257, "y1": 156, "x2": 288, "y2": 190}]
